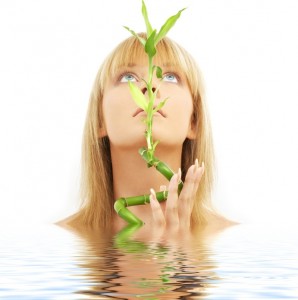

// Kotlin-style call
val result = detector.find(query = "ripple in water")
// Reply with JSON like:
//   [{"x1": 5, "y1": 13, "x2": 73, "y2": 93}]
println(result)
[{"x1": 0, "y1": 223, "x2": 297, "y2": 299}]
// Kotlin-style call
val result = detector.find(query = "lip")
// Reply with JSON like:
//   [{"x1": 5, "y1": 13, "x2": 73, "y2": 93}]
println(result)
[{"x1": 132, "y1": 107, "x2": 166, "y2": 118}]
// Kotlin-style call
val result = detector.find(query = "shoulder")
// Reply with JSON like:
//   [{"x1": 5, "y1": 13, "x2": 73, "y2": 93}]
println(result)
[
  {"x1": 54, "y1": 212, "x2": 83, "y2": 230},
  {"x1": 206, "y1": 209, "x2": 239, "y2": 230}
]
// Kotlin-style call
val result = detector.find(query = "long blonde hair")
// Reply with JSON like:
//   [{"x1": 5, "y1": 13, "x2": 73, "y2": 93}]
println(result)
[{"x1": 73, "y1": 34, "x2": 215, "y2": 228}]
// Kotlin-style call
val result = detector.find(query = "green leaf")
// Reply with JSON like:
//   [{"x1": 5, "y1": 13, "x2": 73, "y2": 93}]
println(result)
[
  {"x1": 128, "y1": 81, "x2": 148, "y2": 112},
  {"x1": 152, "y1": 140, "x2": 159, "y2": 152},
  {"x1": 153, "y1": 97, "x2": 169, "y2": 113},
  {"x1": 145, "y1": 29, "x2": 156, "y2": 57},
  {"x1": 123, "y1": 26, "x2": 146, "y2": 46},
  {"x1": 142, "y1": 0, "x2": 153, "y2": 36},
  {"x1": 155, "y1": 66, "x2": 163, "y2": 79},
  {"x1": 155, "y1": 8, "x2": 186, "y2": 45},
  {"x1": 141, "y1": 78, "x2": 148, "y2": 86}
]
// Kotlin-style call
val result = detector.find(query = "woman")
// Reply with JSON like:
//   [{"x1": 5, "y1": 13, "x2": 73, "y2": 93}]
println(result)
[{"x1": 58, "y1": 33, "x2": 233, "y2": 232}]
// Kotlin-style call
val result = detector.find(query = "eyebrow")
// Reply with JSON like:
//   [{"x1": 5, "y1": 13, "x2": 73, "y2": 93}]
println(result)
[
  {"x1": 161, "y1": 62, "x2": 175, "y2": 67},
  {"x1": 118, "y1": 62, "x2": 179, "y2": 69}
]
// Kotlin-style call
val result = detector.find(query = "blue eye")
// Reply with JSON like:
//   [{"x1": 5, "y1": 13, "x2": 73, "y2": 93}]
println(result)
[
  {"x1": 120, "y1": 73, "x2": 137, "y2": 82},
  {"x1": 163, "y1": 73, "x2": 178, "y2": 83}
]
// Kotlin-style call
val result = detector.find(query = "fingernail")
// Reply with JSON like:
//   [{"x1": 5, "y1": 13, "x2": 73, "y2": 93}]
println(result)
[
  {"x1": 160, "y1": 185, "x2": 167, "y2": 192},
  {"x1": 195, "y1": 158, "x2": 199, "y2": 169},
  {"x1": 200, "y1": 162, "x2": 205, "y2": 174},
  {"x1": 149, "y1": 195, "x2": 158, "y2": 207},
  {"x1": 149, "y1": 189, "x2": 159, "y2": 207},
  {"x1": 150, "y1": 188, "x2": 156, "y2": 197},
  {"x1": 177, "y1": 168, "x2": 181, "y2": 183}
]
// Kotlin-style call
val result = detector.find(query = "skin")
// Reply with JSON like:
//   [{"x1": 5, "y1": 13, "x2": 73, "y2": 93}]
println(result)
[{"x1": 101, "y1": 58, "x2": 205, "y2": 232}]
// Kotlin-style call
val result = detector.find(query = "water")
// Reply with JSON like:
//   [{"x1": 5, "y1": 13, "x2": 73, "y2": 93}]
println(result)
[{"x1": 0, "y1": 223, "x2": 297, "y2": 299}]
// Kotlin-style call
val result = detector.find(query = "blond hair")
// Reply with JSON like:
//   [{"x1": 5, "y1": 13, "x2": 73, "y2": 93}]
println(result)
[{"x1": 72, "y1": 33, "x2": 215, "y2": 228}]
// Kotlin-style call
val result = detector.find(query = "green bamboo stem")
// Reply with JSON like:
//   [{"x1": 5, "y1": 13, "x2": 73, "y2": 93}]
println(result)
[
  {"x1": 139, "y1": 147, "x2": 183, "y2": 192},
  {"x1": 113, "y1": 1, "x2": 186, "y2": 225},
  {"x1": 113, "y1": 148, "x2": 183, "y2": 225},
  {"x1": 145, "y1": 53, "x2": 154, "y2": 164},
  {"x1": 113, "y1": 223, "x2": 148, "y2": 252},
  {"x1": 114, "y1": 191, "x2": 168, "y2": 225}
]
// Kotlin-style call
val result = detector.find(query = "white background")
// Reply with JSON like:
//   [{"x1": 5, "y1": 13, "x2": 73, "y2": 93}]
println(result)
[{"x1": 0, "y1": 0, "x2": 297, "y2": 226}]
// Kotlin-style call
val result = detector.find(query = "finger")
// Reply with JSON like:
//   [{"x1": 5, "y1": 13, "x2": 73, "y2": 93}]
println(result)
[
  {"x1": 179, "y1": 160, "x2": 204, "y2": 227},
  {"x1": 165, "y1": 169, "x2": 180, "y2": 227},
  {"x1": 192, "y1": 161, "x2": 205, "y2": 198},
  {"x1": 189, "y1": 161, "x2": 205, "y2": 210},
  {"x1": 179, "y1": 162, "x2": 197, "y2": 206},
  {"x1": 159, "y1": 185, "x2": 167, "y2": 192},
  {"x1": 178, "y1": 163, "x2": 197, "y2": 226},
  {"x1": 150, "y1": 188, "x2": 166, "y2": 227}
]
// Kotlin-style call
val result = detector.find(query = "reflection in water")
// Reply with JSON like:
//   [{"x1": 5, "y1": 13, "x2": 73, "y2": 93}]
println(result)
[
  {"x1": 71, "y1": 224, "x2": 220, "y2": 299},
  {"x1": 1, "y1": 223, "x2": 297, "y2": 299}
]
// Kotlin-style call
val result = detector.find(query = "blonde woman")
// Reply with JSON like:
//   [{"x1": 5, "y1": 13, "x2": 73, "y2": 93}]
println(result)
[{"x1": 58, "y1": 34, "x2": 234, "y2": 232}]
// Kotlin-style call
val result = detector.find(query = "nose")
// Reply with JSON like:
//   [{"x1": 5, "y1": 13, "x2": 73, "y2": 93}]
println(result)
[
  {"x1": 138, "y1": 83, "x2": 166, "y2": 117},
  {"x1": 141, "y1": 85, "x2": 160, "y2": 99},
  {"x1": 141, "y1": 86, "x2": 156, "y2": 94}
]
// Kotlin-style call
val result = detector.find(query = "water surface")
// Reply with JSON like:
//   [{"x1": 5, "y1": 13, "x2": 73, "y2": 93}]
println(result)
[{"x1": 0, "y1": 223, "x2": 297, "y2": 299}]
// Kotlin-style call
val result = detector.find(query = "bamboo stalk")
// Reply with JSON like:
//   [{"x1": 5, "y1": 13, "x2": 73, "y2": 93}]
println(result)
[
  {"x1": 139, "y1": 147, "x2": 183, "y2": 192},
  {"x1": 114, "y1": 191, "x2": 168, "y2": 225},
  {"x1": 113, "y1": 1, "x2": 185, "y2": 225},
  {"x1": 113, "y1": 148, "x2": 183, "y2": 225}
]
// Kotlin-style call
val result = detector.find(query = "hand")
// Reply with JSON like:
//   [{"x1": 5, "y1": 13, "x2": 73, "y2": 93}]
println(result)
[{"x1": 149, "y1": 159, "x2": 205, "y2": 232}]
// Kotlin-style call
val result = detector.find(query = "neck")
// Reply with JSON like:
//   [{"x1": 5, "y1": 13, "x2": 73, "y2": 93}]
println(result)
[
  {"x1": 111, "y1": 144, "x2": 182, "y2": 227},
  {"x1": 111, "y1": 145, "x2": 182, "y2": 200}
]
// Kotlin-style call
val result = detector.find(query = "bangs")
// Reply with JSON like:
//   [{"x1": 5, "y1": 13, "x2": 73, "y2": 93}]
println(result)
[{"x1": 100, "y1": 33, "x2": 200, "y2": 94}]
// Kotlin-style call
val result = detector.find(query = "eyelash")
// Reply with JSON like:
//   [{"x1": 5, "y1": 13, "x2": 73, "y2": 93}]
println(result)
[
  {"x1": 163, "y1": 72, "x2": 180, "y2": 83},
  {"x1": 117, "y1": 72, "x2": 138, "y2": 83},
  {"x1": 117, "y1": 71, "x2": 181, "y2": 83}
]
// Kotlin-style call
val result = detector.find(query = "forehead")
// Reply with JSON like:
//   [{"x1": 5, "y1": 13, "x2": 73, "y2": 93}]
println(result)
[
  {"x1": 107, "y1": 37, "x2": 187, "y2": 77},
  {"x1": 115, "y1": 61, "x2": 182, "y2": 74}
]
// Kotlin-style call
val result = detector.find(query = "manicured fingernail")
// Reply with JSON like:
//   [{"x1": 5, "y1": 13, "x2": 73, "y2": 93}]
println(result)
[
  {"x1": 150, "y1": 195, "x2": 158, "y2": 207},
  {"x1": 195, "y1": 158, "x2": 199, "y2": 169},
  {"x1": 150, "y1": 188, "x2": 156, "y2": 197},
  {"x1": 200, "y1": 162, "x2": 205, "y2": 174},
  {"x1": 177, "y1": 168, "x2": 181, "y2": 183},
  {"x1": 160, "y1": 185, "x2": 166, "y2": 192},
  {"x1": 150, "y1": 188, "x2": 159, "y2": 207}
]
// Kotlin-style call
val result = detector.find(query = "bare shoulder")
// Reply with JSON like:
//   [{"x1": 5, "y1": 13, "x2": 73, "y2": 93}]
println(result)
[
  {"x1": 206, "y1": 210, "x2": 240, "y2": 230},
  {"x1": 54, "y1": 212, "x2": 82, "y2": 229}
]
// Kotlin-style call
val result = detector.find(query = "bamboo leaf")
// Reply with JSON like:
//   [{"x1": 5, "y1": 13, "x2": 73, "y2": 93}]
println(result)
[
  {"x1": 128, "y1": 81, "x2": 148, "y2": 111},
  {"x1": 153, "y1": 97, "x2": 169, "y2": 113},
  {"x1": 141, "y1": 78, "x2": 148, "y2": 86},
  {"x1": 145, "y1": 29, "x2": 156, "y2": 57},
  {"x1": 123, "y1": 26, "x2": 146, "y2": 46},
  {"x1": 152, "y1": 140, "x2": 159, "y2": 152},
  {"x1": 154, "y1": 8, "x2": 186, "y2": 45},
  {"x1": 155, "y1": 66, "x2": 163, "y2": 79},
  {"x1": 142, "y1": 0, "x2": 153, "y2": 36}
]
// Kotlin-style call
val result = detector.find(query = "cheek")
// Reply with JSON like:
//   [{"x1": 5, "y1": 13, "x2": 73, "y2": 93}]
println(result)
[
  {"x1": 171, "y1": 93, "x2": 194, "y2": 135},
  {"x1": 102, "y1": 89, "x2": 128, "y2": 122},
  {"x1": 168, "y1": 91, "x2": 193, "y2": 122},
  {"x1": 102, "y1": 90, "x2": 146, "y2": 146},
  {"x1": 153, "y1": 94, "x2": 193, "y2": 144},
  {"x1": 102, "y1": 92, "x2": 124, "y2": 136}
]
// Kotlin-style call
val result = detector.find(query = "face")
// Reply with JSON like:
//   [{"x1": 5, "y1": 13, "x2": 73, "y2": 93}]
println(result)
[{"x1": 101, "y1": 59, "x2": 196, "y2": 150}]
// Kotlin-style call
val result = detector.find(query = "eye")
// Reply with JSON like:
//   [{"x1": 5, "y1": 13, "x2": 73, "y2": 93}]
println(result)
[
  {"x1": 163, "y1": 73, "x2": 179, "y2": 83},
  {"x1": 119, "y1": 73, "x2": 137, "y2": 83}
]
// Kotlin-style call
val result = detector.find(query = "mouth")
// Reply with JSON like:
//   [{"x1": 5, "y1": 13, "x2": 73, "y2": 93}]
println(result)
[{"x1": 132, "y1": 107, "x2": 166, "y2": 118}]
